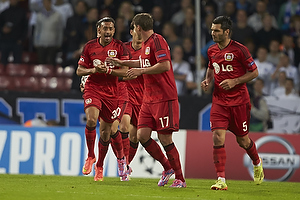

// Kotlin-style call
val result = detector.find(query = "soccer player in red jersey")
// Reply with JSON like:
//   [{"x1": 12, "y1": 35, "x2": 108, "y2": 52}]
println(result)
[
  {"x1": 201, "y1": 16, "x2": 264, "y2": 190},
  {"x1": 76, "y1": 17, "x2": 129, "y2": 181},
  {"x1": 106, "y1": 13, "x2": 186, "y2": 188},
  {"x1": 108, "y1": 22, "x2": 144, "y2": 181}
]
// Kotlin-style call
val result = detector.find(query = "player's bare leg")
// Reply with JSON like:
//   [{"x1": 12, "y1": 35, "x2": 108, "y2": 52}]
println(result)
[
  {"x1": 82, "y1": 107, "x2": 99, "y2": 175},
  {"x1": 211, "y1": 129, "x2": 228, "y2": 190},
  {"x1": 236, "y1": 135, "x2": 264, "y2": 184}
]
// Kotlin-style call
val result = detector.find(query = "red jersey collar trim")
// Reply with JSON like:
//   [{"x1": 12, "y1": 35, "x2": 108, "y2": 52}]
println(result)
[
  {"x1": 144, "y1": 33, "x2": 155, "y2": 44},
  {"x1": 98, "y1": 37, "x2": 113, "y2": 47},
  {"x1": 218, "y1": 39, "x2": 232, "y2": 51}
]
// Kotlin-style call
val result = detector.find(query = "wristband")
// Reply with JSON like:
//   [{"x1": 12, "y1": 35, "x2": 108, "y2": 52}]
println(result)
[{"x1": 106, "y1": 68, "x2": 112, "y2": 74}]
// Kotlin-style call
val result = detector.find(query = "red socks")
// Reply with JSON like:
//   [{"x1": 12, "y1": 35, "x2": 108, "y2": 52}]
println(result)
[
  {"x1": 142, "y1": 138, "x2": 171, "y2": 171},
  {"x1": 246, "y1": 139, "x2": 260, "y2": 165},
  {"x1": 85, "y1": 125, "x2": 96, "y2": 158},
  {"x1": 128, "y1": 141, "x2": 138, "y2": 164},
  {"x1": 96, "y1": 137, "x2": 110, "y2": 167},
  {"x1": 110, "y1": 130, "x2": 124, "y2": 159},
  {"x1": 164, "y1": 143, "x2": 185, "y2": 182},
  {"x1": 213, "y1": 145, "x2": 226, "y2": 178}
]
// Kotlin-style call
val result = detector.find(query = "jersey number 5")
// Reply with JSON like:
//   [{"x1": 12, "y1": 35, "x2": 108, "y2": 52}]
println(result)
[
  {"x1": 242, "y1": 121, "x2": 247, "y2": 132},
  {"x1": 159, "y1": 116, "x2": 169, "y2": 128}
]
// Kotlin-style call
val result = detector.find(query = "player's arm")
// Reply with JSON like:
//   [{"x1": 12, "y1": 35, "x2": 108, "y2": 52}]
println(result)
[
  {"x1": 126, "y1": 61, "x2": 170, "y2": 78},
  {"x1": 76, "y1": 64, "x2": 106, "y2": 76},
  {"x1": 219, "y1": 68, "x2": 258, "y2": 90},
  {"x1": 105, "y1": 57, "x2": 141, "y2": 68},
  {"x1": 201, "y1": 67, "x2": 214, "y2": 91}
]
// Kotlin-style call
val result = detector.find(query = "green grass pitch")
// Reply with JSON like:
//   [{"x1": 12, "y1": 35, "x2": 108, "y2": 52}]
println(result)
[{"x1": 0, "y1": 174, "x2": 300, "y2": 200}]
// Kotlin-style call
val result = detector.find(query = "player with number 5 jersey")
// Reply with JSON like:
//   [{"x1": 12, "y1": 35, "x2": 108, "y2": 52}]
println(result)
[{"x1": 201, "y1": 16, "x2": 264, "y2": 191}]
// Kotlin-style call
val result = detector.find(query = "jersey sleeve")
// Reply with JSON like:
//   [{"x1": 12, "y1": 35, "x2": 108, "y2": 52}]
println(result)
[
  {"x1": 78, "y1": 43, "x2": 91, "y2": 68},
  {"x1": 239, "y1": 46, "x2": 257, "y2": 72},
  {"x1": 119, "y1": 43, "x2": 130, "y2": 60},
  {"x1": 154, "y1": 37, "x2": 170, "y2": 63},
  {"x1": 207, "y1": 48, "x2": 214, "y2": 69}
]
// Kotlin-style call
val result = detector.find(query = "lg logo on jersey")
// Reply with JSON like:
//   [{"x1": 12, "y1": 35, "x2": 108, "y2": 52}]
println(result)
[
  {"x1": 212, "y1": 62, "x2": 233, "y2": 74},
  {"x1": 141, "y1": 59, "x2": 151, "y2": 68}
]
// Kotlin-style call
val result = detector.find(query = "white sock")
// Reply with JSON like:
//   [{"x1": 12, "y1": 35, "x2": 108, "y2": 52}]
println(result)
[{"x1": 218, "y1": 177, "x2": 226, "y2": 183}]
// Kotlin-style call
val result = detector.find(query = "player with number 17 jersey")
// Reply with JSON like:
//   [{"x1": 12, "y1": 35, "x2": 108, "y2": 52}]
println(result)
[
  {"x1": 140, "y1": 33, "x2": 178, "y2": 103},
  {"x1": 208, "y1": 40, "x2": 257, "y2": 106}
]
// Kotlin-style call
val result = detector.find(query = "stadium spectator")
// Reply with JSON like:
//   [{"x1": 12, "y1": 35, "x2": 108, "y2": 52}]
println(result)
[
  {"x1": 177, "y1": 6, "x2": 196, "y2": 41},
  {"x1": 244, "y1": 38, "x2": 256, "y2": 58},
  {"x1": 222, "y1": 1, "x2": 236, "y2": 23},
  {"x1": 0, "y1": 0, "x2": 27, "y2": 65},
  {"x1": 201, "y1": 16, "x2": 264, "y2": 190},
  {"x1": 114, "y1": 16, "x2": 130, "y2": 42},
  {"x1": 266, "y1": 39, "x2": 281, "y2": 66},
  {"x1": 152, "y1": 5, "x2": 165, "y2": 35},
  {"x1": 53, "y1": 0, "x2": 73, "y2": 28},
  {"x1": 171, "y1": 0, "x2": 193, "y2": 26},
  {"x1": 107, "y1": 13, "x2": 187, "y2": 188},
  {"x1": 82, "y1": 7, "x2": 98, "y2": 43},
  {"x1": 118, "y1": 1, "x2": 134, "y2": 34},
  {"x1": 250, "y1": 78, "x2": 270, "y2": 132},
  {"x1": 294, "y1": 36, "x2": 300, "y2": 68},
  {"x1": 162, "y1": 21, "x2": 182, "y2": 51},
  {"x1": 254, "y1": 13, "x2": 282, "y2": 50},
  {"x1": 278, "y1": 78, "x2": 300, "y2": 99},
  {"x1": 248, "y1": 0, "x2": 278, "y2": 32},
  {"x1": 277, "y1": 0, "x2": 300, "y2": 31},
  {"x1": 280, "y1": 34, "x2": 295, "y2": 65},
  {"x1": 77, "y1": 17, "x2": 128, "y2": 182},
  {"x1": 288, "y1": 15, "x2": 300, "y2": 38},
  {"x1": 130, "y1": 0, "x2": 153, "y2": 14},
  {"x1": 271, "y1": 51, "x2": 299, "y2": 92},
  {"x1": 171, "y1": 45, "x2": 194, "y2": 96},
  {"x1": 0, "y1": 0, "x2": 9, "y2": 14},
  {"x1": 33, "y1": 0, "x2": 63, "y2": 66},
  {"x1": 182, "y1": 37, "x2": 196, "y2": 72},
  {"x1": 97, "y1": 0, "x2": 119, "y2": 19},
  {"x1": 231, "y1": 9, "x2": 255, "y2": 45},
  {"x1": 271, "y1": 71, "x2": 287, "y2": 97},
  {"x1": 235, "y1": 0, "x2": 252, "y2": 15},
  {"x1": 201, "y1": 13, "x2": 215, "y2": 47},
  {"x1": 254, "y1": 46, "x2": 275, "y2": 95}
]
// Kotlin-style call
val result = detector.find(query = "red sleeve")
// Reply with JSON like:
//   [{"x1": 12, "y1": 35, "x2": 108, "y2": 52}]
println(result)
[
  {"x1": 239, "y1": 45, "x2": 257, "y2": 72},
  {"x1": 119, "y1": 42, "x2": 130, "y2": 60},
  {"x1": 78, "y1": 43, "x2": 91, "y2": 68},
  {"x1": 154, "y1": 37, "x2": 170, "y2": 63}
]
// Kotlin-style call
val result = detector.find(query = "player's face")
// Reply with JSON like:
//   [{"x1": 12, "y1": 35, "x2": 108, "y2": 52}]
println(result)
[
  {"x1": 211, "y1": 23, "x2": 228, "y2": 43},
  {"x1": 98, "y1": 22, "x2": 115, "y2": 44},
  {"x1": 133, "y1": 24, "x2": 143, "y2": 41},
  {"x1": 130, "y1": 27, "x2": 143, "y2": 43}
]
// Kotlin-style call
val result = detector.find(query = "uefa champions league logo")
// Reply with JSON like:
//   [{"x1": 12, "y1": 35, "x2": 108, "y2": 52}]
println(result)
[{"x1": 243, "y1": 136, "x2": 300, "y2": 181}]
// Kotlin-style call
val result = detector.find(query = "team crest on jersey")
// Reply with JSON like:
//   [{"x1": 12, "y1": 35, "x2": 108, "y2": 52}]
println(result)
[
  {"x1": 212, "y1": 62, "x2": 220, "y2": 74},
  {"x1": 145, "y1": 47, "x2": 150, "y2": 55},
  {"x1": 108, "y1": 50, "x2": 117, "y2": 57},
  {"x1": 224, "y1": 53, "x2": 234, "y2": 61},
  {"x1": 85, "y1": 98, "x2": 92, "y2": 104}
]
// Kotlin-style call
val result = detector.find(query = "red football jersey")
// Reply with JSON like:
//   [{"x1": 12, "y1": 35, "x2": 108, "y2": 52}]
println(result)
[
  {"x1": 140, "y1": 33, "x2": 177, "y2": 103},
  {"x1": 78, "y1": 37, "x2": 129, "y2": 99},
  {"x1": 208, "y1": 40, "x2": 257, "y2": 106},
  {"x1": 124, "y1": 41, "x2": 144, "y2": 105}
]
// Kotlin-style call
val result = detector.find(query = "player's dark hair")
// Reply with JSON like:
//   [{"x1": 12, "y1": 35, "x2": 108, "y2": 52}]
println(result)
[
  {"x1": 132, "y1": 13, "x2": 153, "y2": 31},
  {"x1": 212, "y1": 16, "x2": 233, "y2": 35},
  {"x1": 96, "y1": 17, "x2": 115, "y2": 28},
  {"x1": 129, "y1": 21, "x2": 134, "y2": 30}
]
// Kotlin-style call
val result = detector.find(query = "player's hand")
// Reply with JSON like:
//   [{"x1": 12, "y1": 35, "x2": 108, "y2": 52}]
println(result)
[
  {"x1": 126, "y1": 68, "x2": 142, "y2": 78},
  {"x1": 105, "y1": 57, "x2": 121, "y2": 66},
  {"x1": 80, "y1": 83, "x2": 84, "y2": 93},
  {"x1": 94, "y1": 64, "x2": 107, "y2": 73},
  {"x1": 219, "y1": 79, "x2": 237, "y2": 90},
  {"x1": 201, "y1": 79, "x2": 209, "y2": 91}
]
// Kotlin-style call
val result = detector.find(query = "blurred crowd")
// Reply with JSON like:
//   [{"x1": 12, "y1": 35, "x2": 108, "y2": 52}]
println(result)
[{"x1": 0, "y1": 0, "x2": 300, "y2": 99}]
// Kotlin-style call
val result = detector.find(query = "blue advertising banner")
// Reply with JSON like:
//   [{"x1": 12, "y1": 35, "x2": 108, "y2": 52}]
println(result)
[{"x1": 0, "y1": 125, "x2": 86, "y2": 175}]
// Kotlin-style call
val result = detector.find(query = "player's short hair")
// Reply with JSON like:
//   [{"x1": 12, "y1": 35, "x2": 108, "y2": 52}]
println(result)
[
  {"x1": 132, "y1": 13, "x2": 153, "y2": 31},
  {"x1": 129, "y1": 21, "x2": 134, "y2": 30},
  {"x1": 96, "y1": 17, "x2": 115, "y2": 28},
  {"x1": 212, "y1": 16, "x2": 233, "y2": 35}
]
